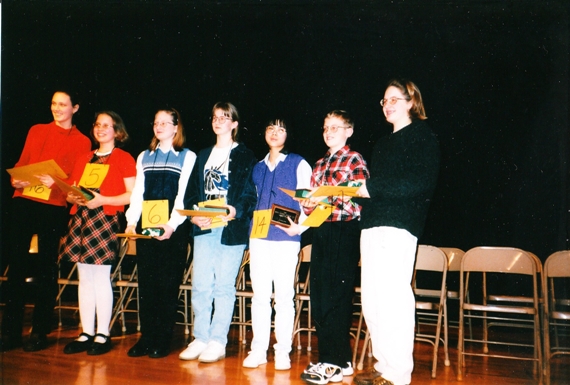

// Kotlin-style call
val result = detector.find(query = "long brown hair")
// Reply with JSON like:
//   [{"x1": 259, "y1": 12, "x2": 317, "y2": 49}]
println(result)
[
  {"x1": 149, "y1": 108, "x2": 185, "y2": 151},
  {"x1": 212, "y1": 102, "x2": 240, "y2": 142}
]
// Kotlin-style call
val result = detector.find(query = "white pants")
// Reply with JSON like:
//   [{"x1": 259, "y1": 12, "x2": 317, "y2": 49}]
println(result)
[
  {"x1": 361, "y1": 227, "x2": 417, "y2": 385},
  {"x1": 77, "y1": 263, "x2": 113, "y2": 337},
  {"x1": 248, "y1": 238, "x2": 299, "y2": 354}
]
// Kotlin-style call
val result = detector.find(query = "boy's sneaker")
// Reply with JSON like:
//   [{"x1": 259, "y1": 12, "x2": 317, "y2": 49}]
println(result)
[
  {"x1": 342, "y1": 361, "x2": 354, "y2": 376},
  {"x1": 300, "y1": 362, "x2": 342, "y2": 384},
  {"x1": 304, "y1": 361, "x2": 352, "y2": 376}
]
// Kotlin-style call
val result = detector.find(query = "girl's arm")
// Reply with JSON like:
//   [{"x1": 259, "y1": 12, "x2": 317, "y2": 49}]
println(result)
[
  {"x1": 84, "y1": 176, "x2": 135, "y2": 209},
  {"x1": 125, "y1": 152, "x2": 146, "y2": 228}
]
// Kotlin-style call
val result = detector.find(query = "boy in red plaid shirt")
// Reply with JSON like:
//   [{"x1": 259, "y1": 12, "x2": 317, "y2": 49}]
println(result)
[{"x1": 300, "y1": 110, "x2": 369, "y2": 385}]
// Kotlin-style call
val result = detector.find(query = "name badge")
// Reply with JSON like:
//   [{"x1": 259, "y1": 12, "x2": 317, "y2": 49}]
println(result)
[
  {"x1": 142, "y1": 200, "x2": 169, "y2": 228},
  {"x1": 78, "y1": 163, "x2": 110, "y2": 189},
  {"x1": 250, "y1": 209, "x2": 271, "y2": 239},
  {"x1": 22, "y1": 185, "x2": 51, "y2": 201}
]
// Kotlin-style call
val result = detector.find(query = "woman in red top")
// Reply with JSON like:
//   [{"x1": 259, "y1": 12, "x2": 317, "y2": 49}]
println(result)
[
  {"x1": 59, "y1": 111, "x2": 136, "y2": 355},
  {"x1": 1, "y1": 90, "x2": 91, "y2": 352}
]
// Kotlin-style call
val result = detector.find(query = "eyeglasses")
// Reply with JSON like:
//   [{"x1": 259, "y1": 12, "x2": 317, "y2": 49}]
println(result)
[
  {"x1": 380, "y1": 97, "x2": 408, "y2": 106},
  {"x1": 266, "y1": 126, "x2": 286, "y2": 135},
  {"x1": 211, "y1": 116, "x2": 232, "y2": 124},
  {"x1": 153, "y1": 121, "x2": 174, "y2": 128},
  {"x1": 322, "y1": 125, "x2": 350, "y2": 133},
  {"x1": 93, "y1": 122, "x2": 114, "y2": 129}
]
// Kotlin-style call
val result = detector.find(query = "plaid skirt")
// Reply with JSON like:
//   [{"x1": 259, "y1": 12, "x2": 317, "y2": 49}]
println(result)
[{"x1": 59, "y1": 206, "x2": 120, "y2": 265}]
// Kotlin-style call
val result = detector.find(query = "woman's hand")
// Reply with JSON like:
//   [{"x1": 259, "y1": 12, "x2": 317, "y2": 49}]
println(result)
[
  {"x1": 85, "y1": 190, "x2": 104, "y2": 209},
  {"x1": 67, "y1": 191, "x2": 87, "y2": 206},
  {"x1": 219, "y1": 205, "x2": 236, "y2": 222},
  {"x1": 154, "y1": 224, "x2": 174, "y2": 241},
  {"x1": 12, "y1": 179, "x2": 31, "y2": 189},
  {"x1": 191, "y1": 215, "x2": 213, "y2": 229},
  {"x1": 275, "y1": 217, "x2": 301, "y2": 236},
  {"x1": 125, "y1": 225, "x2": 137, "y2": 235},
  {"x1": 36, "y1": 174, "x2": 55, "y2": 188}
]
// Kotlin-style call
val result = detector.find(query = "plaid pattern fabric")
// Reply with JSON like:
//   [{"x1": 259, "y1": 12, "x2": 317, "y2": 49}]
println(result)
[
  {"x1": 311, "y1": 145, "x2": 369, "y2": 222},
  {"x1": 59, "y1": 206, "x2": 120, "y2": 265},
  {"x1": 59, "y1": 153, "x2": 120, "y2": 265}
]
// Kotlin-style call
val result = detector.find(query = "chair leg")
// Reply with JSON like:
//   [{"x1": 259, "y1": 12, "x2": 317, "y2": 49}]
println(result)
[
  {"x1": 357, "y1": 329, "x2": 371, "y2": 371},
  {"x1": 443, "y1": 301, "x2": 450, "y2": 366}
]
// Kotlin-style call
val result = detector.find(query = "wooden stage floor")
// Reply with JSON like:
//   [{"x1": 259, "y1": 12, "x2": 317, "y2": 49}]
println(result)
[{"x1": 1, "y1": 307, "x2": 569, "y2": 384}]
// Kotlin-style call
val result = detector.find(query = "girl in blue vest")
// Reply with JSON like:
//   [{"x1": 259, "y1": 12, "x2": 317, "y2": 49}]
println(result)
[
  {"x1": 124, "y1": 108, "x2": 197, "y2": 358},
  {"x1": 243, "y1": 119, "x2": 312, "y2": 370}
]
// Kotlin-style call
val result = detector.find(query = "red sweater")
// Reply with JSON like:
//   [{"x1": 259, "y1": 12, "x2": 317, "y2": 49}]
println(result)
[
  {"x1": 12, "y1": 121, "x2": 91, "y2": 206},
  {"x1": 68, "y1": 148, "x2": 137, "y2": 215}
]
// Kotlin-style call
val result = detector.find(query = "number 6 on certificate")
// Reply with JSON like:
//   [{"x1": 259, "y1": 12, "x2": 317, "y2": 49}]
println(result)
[{"x1": 142, "y1": 200, "x2": 169, "y2": 228}]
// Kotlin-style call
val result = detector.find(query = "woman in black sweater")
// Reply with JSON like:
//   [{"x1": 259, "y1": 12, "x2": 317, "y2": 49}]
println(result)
[{"x1": 354, "y1": 79, "x2": 440, "y2": 385}]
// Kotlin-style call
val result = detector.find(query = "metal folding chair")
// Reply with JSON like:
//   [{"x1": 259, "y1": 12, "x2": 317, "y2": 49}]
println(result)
[
  {"x1": 292, "y1": 244, "x2": 314, "y2": 351},
  {"x1": 457, "y1": 246, "x2": 542, "y2": 383},
  {"x1": 542, "y1": 250, "x2": 570, "y2": 385},
  {"x1": 413, "y1": 245, "x2": 450, "y2": 378}
]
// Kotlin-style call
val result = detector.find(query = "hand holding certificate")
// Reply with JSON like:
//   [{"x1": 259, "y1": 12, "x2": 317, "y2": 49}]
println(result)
[
  {"x1": 51, "y1": 177, "x2": 95, "y2": 201},
  {"x1": 6, "y1": 159, "x2": 67, "y2": 187}
]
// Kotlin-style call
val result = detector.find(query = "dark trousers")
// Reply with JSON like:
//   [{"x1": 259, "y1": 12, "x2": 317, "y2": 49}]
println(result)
[
  {"x1": 136, "y1": 222, "x2": 189, "y2": 350},
  {"x1": 2, "y1": 198, "x2": 68, "y2": 339},
  {"x1": 310, "y1": 220, "x2": 361, "y2": 367}
]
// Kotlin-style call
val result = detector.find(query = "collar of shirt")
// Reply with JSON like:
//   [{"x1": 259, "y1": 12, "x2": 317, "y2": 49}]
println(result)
[
  {"x1": 262, "y1": 152, "x2": 287, "y2": 171},
  {"x1": 324, "y1": 145, "x2": 350, "y2": 160},
  {"x1": 151, "y1": 143, "x2": 180, "y2": 156}
]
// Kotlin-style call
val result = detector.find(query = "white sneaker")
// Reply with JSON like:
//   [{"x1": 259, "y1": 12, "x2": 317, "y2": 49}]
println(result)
[
  {"x1": 198, "y1": 341, "x2": 226, "y2": 363},
  {"x1": 274, "y1": 351, "x2": 291, "y2": 370},
  {"x1": 242, "y1": 350, "x2": 267, "y2": 368},
  {"x1": 300, "y1": 362, "x2": 342, "y2": 384},
  {"x1": 179, "y1": 340, "x2": 207, "y2": 361},
  {"x1": 342, "y1": 362, "x2": 354, "y2": 376}
]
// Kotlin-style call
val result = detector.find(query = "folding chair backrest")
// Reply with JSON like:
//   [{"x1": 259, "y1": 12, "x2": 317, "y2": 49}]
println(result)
[
  {"x1": 544, "y1": 251, "x2": 570, "y2": 278},
  {"x1": 416, "y1": 245, "x2": 448, "y2": 273},
  {"x1": 440, "y1": 247, "x2": 464, "y2": 272},
  {"x1": 461, "y1": 247, "x2": 536, "y2": 275}
]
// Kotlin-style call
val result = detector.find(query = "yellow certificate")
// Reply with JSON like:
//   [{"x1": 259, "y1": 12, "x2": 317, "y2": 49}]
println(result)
[{"x1": 301, "y1": 204, "x2": 333, "y2": 227}]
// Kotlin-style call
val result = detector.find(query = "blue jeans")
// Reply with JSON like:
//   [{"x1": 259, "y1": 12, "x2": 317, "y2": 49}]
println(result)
[{"x1": 191, "y1": 227, "x2": 245, "y2": 346}]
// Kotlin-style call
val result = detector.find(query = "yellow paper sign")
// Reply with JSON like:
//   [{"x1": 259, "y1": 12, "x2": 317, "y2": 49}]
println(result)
[
  {"x1": 142, "y1": 200, "x2": 169, "y2": 228},
  {"x1": 250, "y1": 209, "x2": 271, "y2": 239},
  {"x1": 78, "y1": 163, "x2": 110, "y2": 189},
  {"x1": 191, "y1": 198, "x2": 229, "y2": 230},
  {"x1": 22, "y1": 185, "x2": 52, "y2": 201},
  {"x1": 198, "y1": 197, "x2": 226, "y2": 208},
  {"x1": 302, "y1": 204, "x2": 332, "y2": 227}
]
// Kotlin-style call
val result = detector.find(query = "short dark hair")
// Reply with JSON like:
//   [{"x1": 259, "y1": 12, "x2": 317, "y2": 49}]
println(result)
[{"x1": 325, "y1": 109, "x2": 355, "y2": 129}]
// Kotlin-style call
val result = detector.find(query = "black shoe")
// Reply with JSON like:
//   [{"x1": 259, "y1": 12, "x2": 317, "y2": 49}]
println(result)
[
  {"x1": 0, "y1": 337, "x2": 23, "y2": 352},
  {"x1": 127, "y1": 340, "x2": 149, "y2": 357},
  {"x1": 64, "y1": 333, "x2": 94, "y2": 354},
  {"x1": 148, "y1": 347, "x2": 169, "y2": 358},
  {"x1": 23, "y1": 334, "x2": 48, "y2": 352},
  {"x1": 87, "y1": 334, "x2": 112, "y2": 356}
]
